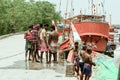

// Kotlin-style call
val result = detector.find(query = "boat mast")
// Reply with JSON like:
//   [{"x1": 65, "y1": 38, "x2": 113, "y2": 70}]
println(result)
[
  {"x1": 70, "y1": 0, "x2": 74, "y2": 17},
  {"x1": 102, "y1": 0, "x2": 105, "y2": 15},
  {"x1": 65, "y1": 0, "x2": 69, "y2": 19},
  {"x1": 63, "y1": 0, "x2": 69, "y2": 40},
  {"x1": 91, "y1": 0, "x2": 94, "y2": 15},
  {"x1": 96, "y1": 0, "x2": 99, "y2": 15},
  {"x1": 58, "y1": 0, "x2": 62, "y2": 23}
]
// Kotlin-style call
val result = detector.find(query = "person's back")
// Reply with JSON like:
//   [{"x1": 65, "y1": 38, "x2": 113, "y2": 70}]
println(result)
[
  {"x1": 25, "y1": 31, "x2": 32, "y2": 41},
  {"x1": 31, "y1": 29, "x2": 38, "y2": 44},
  {"x1": 51, "y1": 31, "x2": 58, "y2": 42},
  {"x1": 82, "y1": 49, "x2": 96, "y2": 80},
  {"x1": 83, "y1": 52, "x2": 91, "y2": 64},
  {"x1": 39, "y1": 28, "x2": 46, "y2": 41},
  {"x1": 38, "y1": 24, "x2": 49, "y2": 63},
  {"x1": 25, "y1": 30, "x2": 33, "y2": 51},
  {"x1": 49, "y1": 26, "x2": 59, "y2": 63},
  {"x1": 49, "y1": 31, "x2": 58, "y2": 52},
  {"x1": 24, "y1": 25, "x2": 33, "y2": 61},
  {"x1": 79, "y1": 45, "x2": 87, "y2": 62},
  {"x1": 79, "y1": 49, "x2": 86, "y2": 80},
  {"x1": 80, "y1": 50, "x2": 86, "y2": 61}
]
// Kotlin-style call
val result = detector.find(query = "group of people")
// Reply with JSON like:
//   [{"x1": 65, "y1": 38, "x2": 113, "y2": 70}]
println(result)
[
  {"x1": 60, "y1": 41, "x2": 96, "y2": 80},
  {"x1": 24, "y1": 23, "x2": 96, "y2": 80},
  {"x1": 24, "y1": 23, "x2": 59, "y2": 63}
]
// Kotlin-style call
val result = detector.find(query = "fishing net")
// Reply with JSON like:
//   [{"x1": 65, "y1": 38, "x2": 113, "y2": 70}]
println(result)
[{"x1": 92, "y1": 54, "x2": 118, "y2": 80}]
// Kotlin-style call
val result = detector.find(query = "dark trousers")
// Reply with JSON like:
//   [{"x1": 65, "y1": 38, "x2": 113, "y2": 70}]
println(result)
[{"x1": 65, "y1": 51, "x2": 69, "y2": 59}]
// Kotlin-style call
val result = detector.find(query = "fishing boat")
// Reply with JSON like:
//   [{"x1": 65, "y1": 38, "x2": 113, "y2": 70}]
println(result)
[
  {"x1": 57, "y1": 0, "x2": 119, "y2": 79},
  {"x1": 64, "y1": 14, "x2": 109, "y2": 52}
]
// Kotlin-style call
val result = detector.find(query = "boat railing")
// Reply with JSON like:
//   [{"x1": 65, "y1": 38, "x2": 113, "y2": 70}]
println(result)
[{"x1": 79, "y1": 19, "x2": 108, "y2": 23}]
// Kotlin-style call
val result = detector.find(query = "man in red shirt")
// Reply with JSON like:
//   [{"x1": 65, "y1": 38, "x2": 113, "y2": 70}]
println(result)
[{"x1": 24, "y1": 25, "x2": 33, "y2": 61}]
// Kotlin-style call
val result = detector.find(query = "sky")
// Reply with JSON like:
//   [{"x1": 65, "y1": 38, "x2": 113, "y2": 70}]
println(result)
[{"x1": 37, "y1": 0, "x2": 120, "y2": 25}]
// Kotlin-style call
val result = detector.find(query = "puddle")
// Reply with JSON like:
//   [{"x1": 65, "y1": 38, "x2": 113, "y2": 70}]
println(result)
[{"x1": 0, "y1": 58, "x2": 67, "y2": 74}]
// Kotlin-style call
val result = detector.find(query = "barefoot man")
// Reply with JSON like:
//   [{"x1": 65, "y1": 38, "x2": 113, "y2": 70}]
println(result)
[
  {"x1": 31, "y1": 24, "x2": 40, "y2": 62},
  {"x1": 48, "y1": 26, "x2": 59, "y2": 63},
  {"x1": 81, "y1": 49, "x2": 96, "y2": 80},
  {"x1": 73, "y1": 42, "x2": 80, "y2": 77},
  {"x1": 24, "y1": 25, "x2": 33, "y2": 61},
  {"x1": 39, "y1": 24, "x2": 49, "y2": 63}
]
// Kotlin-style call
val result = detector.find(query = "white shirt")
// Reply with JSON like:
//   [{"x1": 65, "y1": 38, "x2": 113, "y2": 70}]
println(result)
[{"x1": 38, "y1": 28, "x2": 47, "y2": 41}]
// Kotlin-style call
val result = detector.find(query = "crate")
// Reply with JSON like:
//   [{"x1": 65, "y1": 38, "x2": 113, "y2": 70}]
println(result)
[{"x1": 65, "y1": 63, "x2": 75, "y2": 77}]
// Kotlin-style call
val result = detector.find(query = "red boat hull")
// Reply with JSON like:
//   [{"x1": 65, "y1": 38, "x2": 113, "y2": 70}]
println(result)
[{"x1": 74, "y1": 22, "x2": 109, "y2": 51}]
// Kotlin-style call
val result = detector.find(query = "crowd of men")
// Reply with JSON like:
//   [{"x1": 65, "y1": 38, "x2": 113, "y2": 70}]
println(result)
[
  {"x1": 24, "y1": 23, "x2": 96, "y2": 80},
  {"x1": 24, "y1": 23, "x2": 58, "y2": 63}
]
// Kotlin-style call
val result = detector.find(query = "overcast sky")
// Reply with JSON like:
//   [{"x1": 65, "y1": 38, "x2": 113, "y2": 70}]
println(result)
[{"x1": 37, "y1": 0, "x2": 120, "y2": 25}]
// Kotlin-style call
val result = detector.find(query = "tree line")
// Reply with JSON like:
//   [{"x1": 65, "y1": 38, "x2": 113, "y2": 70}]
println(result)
[{"x1": 0, "y1": 0, "x2": 62, "y2": 35}]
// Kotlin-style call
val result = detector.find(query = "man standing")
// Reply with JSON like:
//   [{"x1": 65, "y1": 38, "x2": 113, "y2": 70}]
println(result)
[
  {"x1": 82, "y1": 49, "x2": 96, "y2": 80},
  {"x1": 38, "y1": 24, "x2": 49, "y2": 63},
  {"x1": 24, "y1": 25, "x2": 33, "y2": 61},
  {"x1": 31, "y1": 24, "x2": 40, "y2": 62},
  {"x1": 73, "y1": 42, "x2": 80, "y2": 77},
  {"x1": 79, "y1": 45, "x2": 87, "y2": 80},
  {"x1": 48, "y1": 26, "x2": 59, "y2": 63}
]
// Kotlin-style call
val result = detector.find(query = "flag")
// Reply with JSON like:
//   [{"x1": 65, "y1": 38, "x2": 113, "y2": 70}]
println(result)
[
  {"x1": 67, "y1": 49, "x2": 74, "y2": 63},
  {"x1": 71, "y1": 22, "x2": 81, "y2": 42}
]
